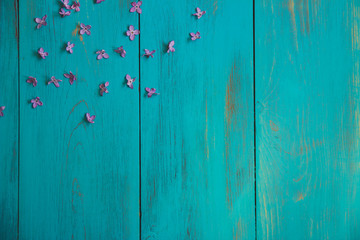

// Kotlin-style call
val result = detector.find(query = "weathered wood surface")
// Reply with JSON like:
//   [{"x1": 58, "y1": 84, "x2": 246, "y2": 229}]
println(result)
[
  {"x1": 255, "y1": 0, "x2": 360, "y2": 239},
  {"x1": 140, "y1": 0, "x2": 255, "y2": 239},
  {"x1": 1, "y1": 0, "x2": 359, "y2": 239},
  {"x1": 0, "y1": 0, "x2": 19, "y2": 239},
  {"x1": 19, "y1": 0, "x2": 139, "y2": 238}
]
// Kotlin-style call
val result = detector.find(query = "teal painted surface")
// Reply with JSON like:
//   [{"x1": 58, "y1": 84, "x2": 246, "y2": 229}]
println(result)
[
  {"x1": 19, "y1": 0, "x2": 139, "y2": 239},
  {"x1": 140, "y1": 0, "x2": 254, "y2": 239},
  {"x1": 255, "y1": 0, "x2": 360, "y2": 239},
  {"x1": 1, "y1": 0, "x2": 359, "y2": 239},
  {"x1": 0, "y1": 0, "x2": 18, "y2": 239}
]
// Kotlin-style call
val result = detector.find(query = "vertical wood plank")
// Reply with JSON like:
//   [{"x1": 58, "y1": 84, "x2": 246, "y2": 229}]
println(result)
[
  {"x1": 19, "y1": 0, "x2": 139, "y2": 238},
  {"x1": 140, "y1": 0, "x2": 255, "y2": 239},
  {"x1": 0, "y1": 0, "x2": 19, "y2": 239},
  {"x1": 255, "y1": 0, "x2": 360, "y2": 239}
]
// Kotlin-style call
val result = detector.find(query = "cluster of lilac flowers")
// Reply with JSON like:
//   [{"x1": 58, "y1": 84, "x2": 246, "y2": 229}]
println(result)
[
  {"x1": 59, "y1": 0, "x2": 80, "y2": 17},
  {"x1": 0, "y1": 2, "x2": 206, "y2": 119}
]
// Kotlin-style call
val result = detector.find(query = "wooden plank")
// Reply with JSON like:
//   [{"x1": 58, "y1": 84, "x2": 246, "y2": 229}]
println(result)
[
  {"x1": 140, "y1": 0, "x2": 255, "y2": 239},
  {"x1": 0, "y1": 0, "x2": 19, "y2": 239},
  {"x1": 255, "y1": 0, "x2": 360, "y2": 239},
  {"x1": 19, "y1": 0, "x2": 139, "y2": 238}
]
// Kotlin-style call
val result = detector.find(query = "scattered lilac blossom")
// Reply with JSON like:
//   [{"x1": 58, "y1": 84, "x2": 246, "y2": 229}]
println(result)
[
  {"x1": 71, "y1": 2, "x2": 80, "y2": 12},
  {"x1": 96, "y1": 0, "x2": 105, "y2": 3},
  {"x1": 193, "y1": 7, "x2": 206, "y2": 19},
  {"x1": 61, "y1": 0, "x2": 71, "y2": 9},
  {"x1": 66, "y1": 42, "x2": 75, "y2": 54},
  {"x1": 114, "y1": 46, "x2": 126, "y2": 58},
  {"x1": 38, "y1": 48, "x2": 48, "y2": 59},
  {"x1": 190, "y1": 31, "x2": 201, "y2": 41},
  {"x1": 85, "y1": 113, "x2": 95, "y2": 123},
  {"x1": 126, "y1": 25, "x2": 140, "y2": 41},
  {"x1": 126, "y1": 74, "x2": 136, "y2": 89},
  {"x1": 99, "y1": 82, "x2": 109, "y2": 96},
  {"x1": 31, "y1": 97, "x2": 43, "y2": 109},
  {"x1": 96, "y1": 50, "x2": 109, "y2": 60},
  {"x1": 80, "y1": 23, "x2": 91, "y2": 35},
  {"x1": 59, "y1": 8, "x2": 71, "y2": 17},
  {"x1": 48, "y1": 76, "x2": 62, "y2": 88},
  {"x1": 167, "y1": 40, "x2": 175, "y2": 53},
  {"x1": 35, "y1": 15, "x2": 47, "y2": 29},
  {"x1": 129, "y1": 1, "x2": 142, "y2": 14},
  {"x1": 143, "y1": 49, "x2": 155, "y2": 58},
  {"x1": 145, "y1": 88, "x2": 159, "y2": 98},
  {"x1": 26, "y1": 76, "x2": 37, "y2": 87},
  {"x1": 64, "y1": 71, "x2": 76, "y2": 85},
  {"x1": 0, "y1": 106, "x2": 5, "y2": 117}
]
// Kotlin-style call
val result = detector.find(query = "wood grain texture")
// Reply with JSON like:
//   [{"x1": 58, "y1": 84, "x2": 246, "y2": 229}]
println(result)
[
  {"x1": 19, "y1": 0, "x2": 139, "y2": 239},
  {"x1": 255, "y1": 0, "x2": 360, "y2": 239},
  {"x1": 140, "y1": 0, "x2": 255, "y2": 239},
  {"x1": 0, "y1": 0, "x2": 19, "y2": 239}
]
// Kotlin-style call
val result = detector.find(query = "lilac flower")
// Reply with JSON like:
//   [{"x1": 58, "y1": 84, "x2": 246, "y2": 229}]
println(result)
[
  {"x1": 48, "y1": 76, "x2": 62, "y2": 88},
  {"x1": 80, "y1": 23, "x2": 91, "y2": 35},
  {"x1": 193, "y1": 7, "x2": 206, "y2": 19},
  {"x1": 31, "y1": 97, "x2": 43, "y2": 109},
  {"x1": 38, "y1": 48, "x2": 48, "y2": 59},
  {"x1": 114, "y1": 46, "x2": 126, "y2": 58},
  {"x1": 64, "y1": 71, "x2": 76, "y2": 85},
  {"x1": 96, "y1": 50, "x2": 109, "y2": 60},
  {"x1": 59, "y1": 8, "x2": 71, "y2": 17},
  {"x1": 96, "y1": 0, "x2": 105, "y2": 3},
  {"x1": 145, "y1": 87, "x2": 159, "y2": 98},
  {"x1": 129, "y1": 1, "x2": 142, "y2": 14},
  {"x1": 190, "y1": 31, "x2": 201, "y2": 41},
  {"x1": 0, "y1": 106, "x2": 5, "y2": 117},
  {"x1": 99, "y1": 82, "x2": 109, "y2": 96},
  {"x1": 126, "y1": 25, "x2": 140, "y2": 41},
  {"x1": 85, "y1": 113, "x2": 95, "y2": 123},
  {"x1": 26, "y1": 76, "x2": 37, "y2": 87},
  {"x1": 126, "y1": 74, "x2": 136, "y2": 89},
  {"x1": 167, "y1": 40, "x2": 175, "y2": 53},
  {"x1": 143, "y1": 49, "x2": 155, "y2": 58},
  {"x1": 35, "y1": 15, "x2": 47, "y2": 29},
  {"x1": 71, "y1": 2, "x2": 80, "y2": 12},
  {"x1": 66, "y1": 42, "x2": 75, "y2": 54},
  {"x1": 61, "y1": 0, "x2": 71, "y2": 9}
]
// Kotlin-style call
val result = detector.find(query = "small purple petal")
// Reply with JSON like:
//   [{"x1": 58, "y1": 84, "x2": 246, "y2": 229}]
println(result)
[
  {"x1": 0, "y1": 106, "x2": 5, "y2": 117},
  {"x1": 48, "y1": 76, "x2": 62, "y2": 88},
  {"x1": 86, "y1": 113, "x2": 95, "y2": 123},
  {"x1": 31, "y1": 97, "x2": 43, "y2": 108},
  {"x1": 115, "y1": 46, "x2": 126, "y2": 58},
  {"x1": 35, "y1": 15, "x2": 47, "y2": 29},
  {"x1": 26, "y1": 76, "x2": 38, "y2": 87},
  {"x1": 71, "y1": 2, "x2": 80, "y2": 12},
  {"x1": 64, "y1": 71, "x2": 76, "y2": 85},
  {"x1": 66, "y1": 42, "x2": 75, "y2": 54},
  {"x1": 126, "y1": 74, "x2": 135, "y2": 89},
  {"x1": 80, "y1": 23, "x2": 91, "y2": 35},
  {"x1": 129, "y1": 1, "x2": 142, "y2": 14},
  {"x1": 59, "y1": 8, "x2": 71, "y2": 17}
]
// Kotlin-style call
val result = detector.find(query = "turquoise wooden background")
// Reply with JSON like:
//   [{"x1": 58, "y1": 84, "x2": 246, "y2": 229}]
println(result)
[{"x1": 1, "y1": 0, "x2": 359, "y2": 239}]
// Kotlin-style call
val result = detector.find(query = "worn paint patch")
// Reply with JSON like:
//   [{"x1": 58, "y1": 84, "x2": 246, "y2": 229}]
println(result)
[
  {"x1": 213, "y1": 0, "x2": 218, "y2": 15},
  {"x1": 351, "y1": 3, "x2": 360, "y2": 51},
  {"x1": 295, "y1": 192, "x2": 305, "y2": 202},
  {"x1": 224, "y1": 61, "x2": 242, "y2": 209},
  {"x1": 287, "y1": 0, "x2": 299, "y2": 50},
  {"x1": 72, "y1": 25, "x2": 80, "y2": 37},
  {"x1": 270, "y1": 120, "x2": 279, "y2": 131}
]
